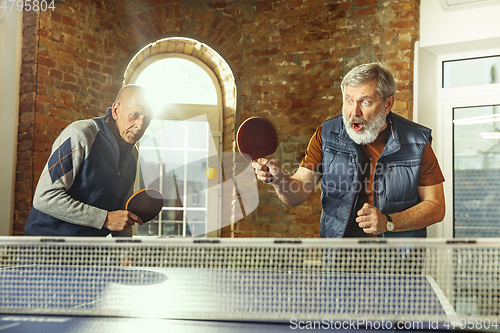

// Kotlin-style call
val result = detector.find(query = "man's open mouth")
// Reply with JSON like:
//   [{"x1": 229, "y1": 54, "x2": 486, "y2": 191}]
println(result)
[{"x1": 352, "y1": 122, "x2": 364, "y2": 132}]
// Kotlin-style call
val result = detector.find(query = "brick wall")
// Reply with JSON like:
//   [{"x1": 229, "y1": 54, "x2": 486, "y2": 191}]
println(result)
[{"x1": 14, "y1": 0, "x2": 419, "y2": 237}]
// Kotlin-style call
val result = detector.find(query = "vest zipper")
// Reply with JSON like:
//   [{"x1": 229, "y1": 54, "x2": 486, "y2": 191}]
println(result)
[
  {"x1": 342, "y1": 191, "x2": 358, "y2": 237},
  {"x1": 373, "y1": 161, "x2": 385, "y2": 238},
  {"x1": 338, "y1": 135, "x2": 360, "y2": 238}
]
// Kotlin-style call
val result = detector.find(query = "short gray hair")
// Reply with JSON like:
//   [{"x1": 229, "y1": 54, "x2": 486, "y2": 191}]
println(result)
[{"x1": 341, "y1": 62, "x2": 397, "y2": 101}]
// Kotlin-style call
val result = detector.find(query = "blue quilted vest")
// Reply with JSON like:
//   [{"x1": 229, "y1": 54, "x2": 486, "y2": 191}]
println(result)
[{"x1": 320, "y1": 112, "x2": 432, "y2": 238}]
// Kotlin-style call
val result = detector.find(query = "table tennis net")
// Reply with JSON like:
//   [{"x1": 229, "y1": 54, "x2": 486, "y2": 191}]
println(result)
[{"x1": 0, "y1": 237, "x2": 498, "y2": 324}]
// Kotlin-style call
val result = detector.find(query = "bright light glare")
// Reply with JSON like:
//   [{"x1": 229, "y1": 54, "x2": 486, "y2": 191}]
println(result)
[
  {"x1": 136, "y1": 58, "x2": 217, "y2": 108},
  {"x1": 453, "y1": 114, "x2": 500, "y2": 125},
  {"x1": 480, "y1": 132, "x2": 500, "y2": 139}
]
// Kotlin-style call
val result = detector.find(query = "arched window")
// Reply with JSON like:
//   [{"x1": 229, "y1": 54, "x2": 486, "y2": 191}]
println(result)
[{"x1": 128, "y1": 53, "x2": 223, "y2": 238}]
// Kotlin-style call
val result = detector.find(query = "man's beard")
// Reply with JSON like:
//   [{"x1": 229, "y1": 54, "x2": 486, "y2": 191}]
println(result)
[{"x1": 342, "y1": 108, "x2": 387, "y2": 145}]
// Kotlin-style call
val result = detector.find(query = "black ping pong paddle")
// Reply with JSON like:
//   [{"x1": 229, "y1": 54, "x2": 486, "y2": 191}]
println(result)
[
  {"x1": 125, "y1": 188, "x2": 163, "y2": 223},
  {"x1": 237, "y1": 117, "x2": 278, "y2": 183},
  {"x1": 237, "y1": 116, "x2": 278, "y2": 161}
]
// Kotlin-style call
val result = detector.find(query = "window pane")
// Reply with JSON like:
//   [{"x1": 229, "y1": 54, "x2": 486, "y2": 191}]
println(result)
[
  {"x1": 185, "y1": 151, "x2": 208, "y2": 208},
  {"x1": 137, "y1": 221, "x2": 159, "y2": 236},
  {"x1": 162, "y1": 210, "x2": 184, "y2": 222},
  {"x1": 443, "y1": 56, "x2": 500, "y2": 88},
  {"x1": 187, "y1": 121, "x2": 209, "y2": 149},
  {"x1": 160, "y1": 119, "x2": 185, "y2": 149},
  {"x1": 162, "y1": 222, "x2": 184, "y2": 236},
  {"x1": 135, "y1": 58, "x2": 217, "y2": 105},
  {"x1": 453, "y1": 105, "x2": 500, "y2": 237},
  {"x1": 187, "y1": 210, "x2": 206, "y2": 237}
]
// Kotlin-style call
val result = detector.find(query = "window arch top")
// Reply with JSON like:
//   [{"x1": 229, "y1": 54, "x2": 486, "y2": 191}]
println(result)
[{"x1": 135, "y1": 57, "x2": 218, "y2": 106}]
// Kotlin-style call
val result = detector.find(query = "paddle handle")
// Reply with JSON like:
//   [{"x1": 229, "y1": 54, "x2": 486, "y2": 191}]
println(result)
[{"x1": 261, "y1": 164, "x2": 274, "y2": 184}]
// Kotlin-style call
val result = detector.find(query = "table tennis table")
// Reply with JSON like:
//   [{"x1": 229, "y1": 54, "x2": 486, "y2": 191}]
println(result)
[{"x1": 0, "y1": 237, "x2": 498, "y2": 332}]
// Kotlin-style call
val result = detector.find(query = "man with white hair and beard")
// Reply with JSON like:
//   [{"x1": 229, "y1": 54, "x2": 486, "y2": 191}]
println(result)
[{"x1": 252, "y1": 62, "x2": 445, "y2": 238}]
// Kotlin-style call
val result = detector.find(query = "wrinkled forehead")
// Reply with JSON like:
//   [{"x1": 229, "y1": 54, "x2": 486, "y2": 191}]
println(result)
[{"x1": 343, "y1": 79, "x2": 380, "y2": 97}]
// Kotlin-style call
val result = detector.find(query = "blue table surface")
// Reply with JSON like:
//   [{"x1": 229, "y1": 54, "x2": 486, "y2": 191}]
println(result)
[{"x1": 0, "y1": 265, "x2": 453, "y2": 332}]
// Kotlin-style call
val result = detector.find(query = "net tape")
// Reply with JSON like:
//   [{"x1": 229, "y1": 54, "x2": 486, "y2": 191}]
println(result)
[{"x1": 0, "y1": 237, "x2": 498, "y2": 322}]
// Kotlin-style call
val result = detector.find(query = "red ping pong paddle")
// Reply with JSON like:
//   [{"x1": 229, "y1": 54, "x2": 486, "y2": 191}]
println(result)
[
  {"x1": 125, "y1": 188, "x2": 163, "y2": 223},
  {"x1": 237, "y1": 117, "x2": 278, "y2": 161},
  {"x1": 237, "y1": 117, "x2": 278, "y2": 183}
]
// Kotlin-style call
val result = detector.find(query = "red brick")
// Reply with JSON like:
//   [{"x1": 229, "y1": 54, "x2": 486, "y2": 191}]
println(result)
[
  {"x1": 290, "y1": 99, "x2": 310, "y2": 108},
  {"x1": 277, "y1": 100, "x2": 291, "y2": 109},
  {"x1": 36, "y1": 113, "x2": 53, "y2": 128},
  {"x1": 128, "y1": 15, "x2": 143, "y2": 30},
  {"x1": 53, "y1": 118, "x2": 71, "y2": 128},
  {"x1": 60, "y1": 83, "x2": 79, "y2": 96},
  {"x1": 88, "y1": 62, "x2": 101, "y2": 72},
  {"x1": 288, "y1": 0, "x2": 302, "y2": 9},
  {"x1": 56, "y1": 52, "x2": 75, "y2": 64},
  {"x1": 37, "y1": 95, "x2": 53, "y2": 105},
  {"x1": 37, "y1": 75, "x2": 53, "y2": 87},
  {"x1": 38, "y1": 65, "x2": 50, "y2": 77},
  {"x1": 258, "y1": 205, "x2": 281, "y2": 214},
  {"x1": 61, "y1": 15, "x2": 77, "y2": 27},
  {"x1": 354, "y1": 0, "x2": 378, "y2": 6},
  {"x1": 50, "y1": 69, "x2": 63, "y2": 80},
  {"x1": 64, "y1": 73, "x2": 77, "y2": 84},
  {"x1": 38, "y1": 56, "x2": 56, "y2": 68},
  {"x1": 60, "y1": 91, "x2": 73, "y2": 101},
  {"x1": 351, "y1": 6, "x2": 377, "y2": 16},
  {"x1": 102, "y1": 66, "x2": 113, "y2": 75},
  {"x1": 90, "y1": 0, "x2": 102, "y2": 10},
  {"x1": 390, "y1": 20, "x2": 416, "y2": 30},
  {"x1": 51, "y1": 12, "x2": 61, "y2": 22}
]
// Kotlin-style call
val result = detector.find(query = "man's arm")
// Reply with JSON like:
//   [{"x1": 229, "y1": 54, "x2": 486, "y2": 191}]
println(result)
[
  {"x1": 356, "y1": 183, "x2": 445, "y2": 234},
  {"x1": 253, "y1": 159, "x2": 322, "y2": 206}
]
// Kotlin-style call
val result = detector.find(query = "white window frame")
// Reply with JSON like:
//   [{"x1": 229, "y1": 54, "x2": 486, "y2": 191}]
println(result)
[
  {"x1": 436, "y1": 48, "x2": 500, "y2": 238},
  {"x1": 128, "y1": 54, "x2": 223, "y2": 238}
]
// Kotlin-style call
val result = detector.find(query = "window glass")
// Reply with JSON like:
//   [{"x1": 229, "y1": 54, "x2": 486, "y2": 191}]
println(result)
[
  {"x1": 135, "y1": 58, "x2": 217, "y2": 105},
  {"x1": 453, "y1": 104, "x2": 500, "y2": 237},
  {"x1": 443, "y1": 56, "x2": 500, "y2": 88}
]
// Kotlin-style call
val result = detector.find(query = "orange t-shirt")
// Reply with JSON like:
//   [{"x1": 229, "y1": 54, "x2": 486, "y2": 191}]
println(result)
[{"x1": 300, "y1": 125, "x2": 445, "y2": 237}]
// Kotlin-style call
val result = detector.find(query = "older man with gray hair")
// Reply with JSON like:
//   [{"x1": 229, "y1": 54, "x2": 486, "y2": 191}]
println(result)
[
  {"x1": 25, "y1": 85, "x2": 153, "y2": 237},
  {"x1": 253, "y1": 62, "x2": 445, "y2": 238}
]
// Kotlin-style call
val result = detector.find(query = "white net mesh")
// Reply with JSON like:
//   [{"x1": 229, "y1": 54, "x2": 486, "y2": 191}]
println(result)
[{"x1": 0, "y1": 237, "x2": 498, "y2": 326}]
